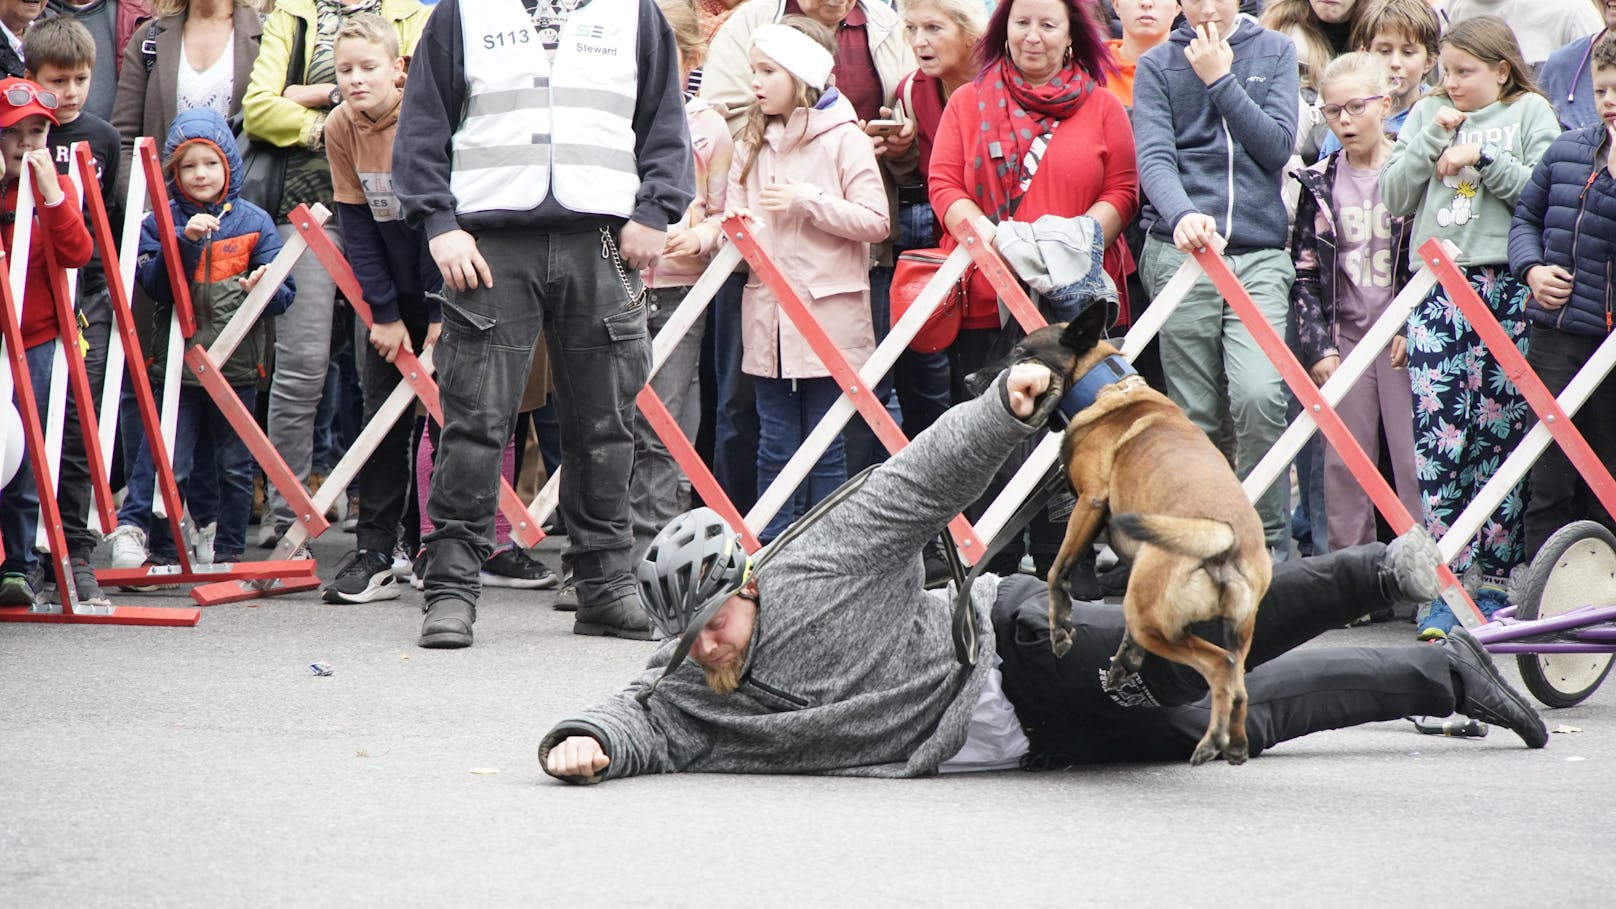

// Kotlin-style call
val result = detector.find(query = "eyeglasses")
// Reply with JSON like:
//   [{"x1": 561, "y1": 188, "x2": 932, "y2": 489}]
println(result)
[
  {"x1": 3, "y1": 85, "x2": 58, "y2": 110},
  {"x1": 1319, "y1": 96, "x2": 1385, "y2": 121}
]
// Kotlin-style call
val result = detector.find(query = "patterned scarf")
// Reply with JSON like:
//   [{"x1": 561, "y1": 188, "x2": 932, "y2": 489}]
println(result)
[{"x1": 968, "y1": 57, "x2": 1098, "y2": 221}]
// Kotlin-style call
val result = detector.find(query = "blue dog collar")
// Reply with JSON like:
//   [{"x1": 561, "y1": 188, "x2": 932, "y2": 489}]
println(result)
[{"x1": 1057, "y1": 354, "x2": 1138, "y2": 425}]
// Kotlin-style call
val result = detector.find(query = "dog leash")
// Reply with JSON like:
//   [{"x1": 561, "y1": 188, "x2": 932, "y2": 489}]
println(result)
[{"x1": 943, "y1": 465, "x2": 1067, "y2": 667}]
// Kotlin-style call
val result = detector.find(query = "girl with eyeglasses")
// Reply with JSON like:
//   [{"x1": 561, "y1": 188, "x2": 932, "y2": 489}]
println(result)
[{"x1": 1288, "y1": 53, "x2": 1421, "y2": 589}]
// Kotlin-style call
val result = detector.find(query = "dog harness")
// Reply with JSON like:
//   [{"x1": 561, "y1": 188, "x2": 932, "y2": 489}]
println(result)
[{"x1": 1056, "y1": 354, "x2": 1138, "y2": 426}]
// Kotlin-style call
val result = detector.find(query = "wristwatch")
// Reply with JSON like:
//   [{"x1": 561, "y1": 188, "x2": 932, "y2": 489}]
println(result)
[
  {"x1": 1476, "y1": 143, "x2": 1501, "y2": 170},
  {"x1": 329, "y1": 86, "x2": 343, "y2": 108}
]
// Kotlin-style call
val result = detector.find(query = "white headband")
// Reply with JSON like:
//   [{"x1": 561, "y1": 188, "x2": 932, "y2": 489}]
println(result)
[{"x1": 752, "y1": 24, "x2": 834, "y2": 91}]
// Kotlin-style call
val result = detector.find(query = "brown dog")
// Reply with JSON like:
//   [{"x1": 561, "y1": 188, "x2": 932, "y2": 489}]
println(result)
[{"x1": 1006, "y1": 307, "x2": 1271, "y2": 765}]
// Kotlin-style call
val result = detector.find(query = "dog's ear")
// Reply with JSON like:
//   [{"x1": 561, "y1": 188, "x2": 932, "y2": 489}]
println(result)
[{"x1": 1058, "y1": 303, "x2": 1108, "y2": 355}]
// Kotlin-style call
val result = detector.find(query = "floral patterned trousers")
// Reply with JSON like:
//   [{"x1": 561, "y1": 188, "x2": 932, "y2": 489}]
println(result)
[{"x1": 1405, "y1": 264, "x2": 1530, "y2": 577}]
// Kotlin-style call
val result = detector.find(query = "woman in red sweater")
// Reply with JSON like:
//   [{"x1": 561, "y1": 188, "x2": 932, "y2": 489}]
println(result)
[{"x1": 928, "y1": 0, "x2": 1138, "y2": 381}]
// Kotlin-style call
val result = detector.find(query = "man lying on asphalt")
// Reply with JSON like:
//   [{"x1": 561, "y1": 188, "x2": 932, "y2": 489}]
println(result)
[{"x1": 539, "y1": 362, "x2": 1548, "y2": 782}]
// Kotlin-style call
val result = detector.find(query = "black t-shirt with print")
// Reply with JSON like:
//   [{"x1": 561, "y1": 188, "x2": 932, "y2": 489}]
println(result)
[{"x1": 47, "y1": 110, "x2": 121, "y2": 309}]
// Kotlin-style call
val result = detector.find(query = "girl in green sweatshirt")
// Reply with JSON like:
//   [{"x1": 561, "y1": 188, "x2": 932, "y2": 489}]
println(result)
[{"x1": 1380, "y1": 16, "x2": 1561, "y2": 639}]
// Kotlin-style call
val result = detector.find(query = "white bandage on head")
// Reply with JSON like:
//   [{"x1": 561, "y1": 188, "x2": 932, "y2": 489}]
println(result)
[{"x1": 752, "y1": 23, "x2": 835, "y2": 91}]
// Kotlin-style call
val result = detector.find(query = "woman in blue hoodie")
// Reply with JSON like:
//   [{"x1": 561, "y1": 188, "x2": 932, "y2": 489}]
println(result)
[
  {"x1": 102, "y1": 108, "x2": 295, "y2": 568},
  {"x1": 1132, "y1": 0, "x2": 1301, "y2": 556}
]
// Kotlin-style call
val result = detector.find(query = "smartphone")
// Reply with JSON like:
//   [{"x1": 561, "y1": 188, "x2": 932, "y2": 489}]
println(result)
[{"x1": 866, "y1": 119, "x2": 905, "y2": 137}]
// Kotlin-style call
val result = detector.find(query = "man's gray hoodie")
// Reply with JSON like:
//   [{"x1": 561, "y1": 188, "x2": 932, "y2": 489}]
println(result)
[
  {"x1": 1133, "y1": 15, "x2": 1299, "y2": 253},
  {"x1": 537, "y1": 379, "x2": 1045, "y2": 781}
]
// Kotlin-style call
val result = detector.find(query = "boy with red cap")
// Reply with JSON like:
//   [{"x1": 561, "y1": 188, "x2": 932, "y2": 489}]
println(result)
[{"x1": 0, "y1": 76, "x2": 96, "y2": 607}]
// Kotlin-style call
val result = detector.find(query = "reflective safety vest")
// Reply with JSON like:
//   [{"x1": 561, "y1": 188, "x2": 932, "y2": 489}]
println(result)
[{"x1": 453, "y1": 0, "x2": 641, "y2": 218}]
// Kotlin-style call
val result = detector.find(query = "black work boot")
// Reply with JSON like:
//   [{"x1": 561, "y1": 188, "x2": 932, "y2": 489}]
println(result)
[
  {"x1": 573, "y1": 589, "x2": 657, "y2": 640},
  {"x1": 1443, "y1": 628, "x2": 1548, "y2": 748},
  {"x1": 418, "y1": 598, "x2": 475, "y2": 649}
]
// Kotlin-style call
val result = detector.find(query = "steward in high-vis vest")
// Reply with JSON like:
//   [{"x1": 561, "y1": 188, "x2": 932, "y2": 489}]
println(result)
[{"x1": 393, "y1": 0, "x2": 694, "y2": 651}]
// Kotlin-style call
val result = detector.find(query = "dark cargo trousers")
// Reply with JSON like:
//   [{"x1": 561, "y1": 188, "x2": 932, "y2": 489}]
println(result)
[{"x1": 425, "y1": 227, "x2": 649, "y2": 609}]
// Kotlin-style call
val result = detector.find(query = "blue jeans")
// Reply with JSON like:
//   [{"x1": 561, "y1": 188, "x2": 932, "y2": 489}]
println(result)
[
  {"x1": 118, "y1": 383, "x2": 257, "y2": 559},
  {"x1": 755, "y1": 375, "x2": 846, "y2": 542},
  {"x1": 117, "y1": 364, "x2": 222, "y2": 533},
  {"x1": 1, "y1": 342, "x2": 56, "y2": 574}
]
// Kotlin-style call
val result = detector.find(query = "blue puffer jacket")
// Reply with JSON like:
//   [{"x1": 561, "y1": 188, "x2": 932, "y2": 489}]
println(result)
[{"x1": 1508, "y1": 124, "x2": 1616, "y2": 337}]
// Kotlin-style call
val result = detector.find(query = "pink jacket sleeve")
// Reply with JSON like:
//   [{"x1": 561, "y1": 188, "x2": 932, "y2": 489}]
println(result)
[{"x1": 794, "y1": 125, "x2": 890, "y2": 243}]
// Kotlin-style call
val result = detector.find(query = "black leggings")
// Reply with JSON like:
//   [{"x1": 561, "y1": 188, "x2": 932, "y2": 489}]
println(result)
[{"x1": 992, "y1": 544, "x2": 1457, "y2": 764}]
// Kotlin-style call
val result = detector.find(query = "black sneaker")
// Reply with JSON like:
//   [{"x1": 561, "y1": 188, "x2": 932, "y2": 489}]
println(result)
[
  {"x1": 1443, "y1": 628, "x2": 1548, "y2": 748},
  {"x1": 0, "y1": 570, "x2": 37, "y2": 606},
  {"x1": 480, "y1": 546, "x2": 560, "y2": 590},
  {"x1": 44, "y1": 557, "x2": 111, "y2": 607},
  {"x1": 323, "y1": 549, "x2": 401, "y2": 604}
]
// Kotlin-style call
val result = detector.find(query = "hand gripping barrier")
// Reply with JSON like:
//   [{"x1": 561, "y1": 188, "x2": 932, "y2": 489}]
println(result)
[
  {"x1": 89, "y1": 138, "x2": 318, "y2": 604},
  {"x1": 0, "y1": 149, "x2": 197, "y2": 626}
]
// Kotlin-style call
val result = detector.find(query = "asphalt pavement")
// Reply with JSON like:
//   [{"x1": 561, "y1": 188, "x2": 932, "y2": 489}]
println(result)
[{"x1": 2, "y1": 528, "x2": 1613, "y2": 908}]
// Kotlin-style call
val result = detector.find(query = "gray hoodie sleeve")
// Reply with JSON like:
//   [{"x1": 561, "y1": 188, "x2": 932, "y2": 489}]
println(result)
[
  {"x1": 1205, "y1": 42, "x2": 1299, "y2": 174},
  {"x1": 1132, "y1": 52, "x2": 1197, "y2": 232}
]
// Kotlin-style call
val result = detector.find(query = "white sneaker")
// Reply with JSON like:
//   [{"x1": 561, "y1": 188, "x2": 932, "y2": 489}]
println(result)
[
  {"x1": 192, "y1": 522, "x2": 217, "y2": 566},
  {"x1": 391, "y1": 541, "x2": 413, "y2": 579},
  {"x1": 106, "y1": 525, "x2": 149, "y2": 569}
]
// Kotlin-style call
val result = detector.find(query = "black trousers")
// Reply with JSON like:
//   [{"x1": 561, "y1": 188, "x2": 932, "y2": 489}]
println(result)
[
  {"x1": 1523, "y1": 326, "x2": 1616, "y2": 560},
  {"x1": 353, "y1": 310, "x2": 432, "y2": 556},
  {"x1": 992, "y1": 544, "x2": 1456, "y2": 764}
]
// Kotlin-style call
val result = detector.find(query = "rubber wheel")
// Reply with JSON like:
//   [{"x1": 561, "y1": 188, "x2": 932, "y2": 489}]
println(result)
[{"x1": 1514, "y1": 521, "x2": 1616, "y2": 708}]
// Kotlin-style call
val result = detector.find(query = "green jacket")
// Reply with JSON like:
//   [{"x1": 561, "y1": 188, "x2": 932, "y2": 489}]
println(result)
[{"x1": 242, "y1": 0, "x2": 429, "y2": 151}]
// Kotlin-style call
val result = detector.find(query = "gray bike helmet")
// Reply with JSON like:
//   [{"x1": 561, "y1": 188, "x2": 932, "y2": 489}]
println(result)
[{"x1": 637, "y1": 508, "x2": 753, "y2": 684}]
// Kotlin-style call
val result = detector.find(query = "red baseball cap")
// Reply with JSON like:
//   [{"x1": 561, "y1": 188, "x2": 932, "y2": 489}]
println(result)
[{"x1": 0, "y1": 77, "x2": 59, "y2": 128}]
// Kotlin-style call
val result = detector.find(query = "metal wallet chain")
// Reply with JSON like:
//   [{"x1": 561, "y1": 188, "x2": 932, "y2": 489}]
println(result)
[{"x1": 599, "y1": 227, "x2": 648, "y2": 309}]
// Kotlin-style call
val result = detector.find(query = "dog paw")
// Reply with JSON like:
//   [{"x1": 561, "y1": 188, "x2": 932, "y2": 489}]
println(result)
[
  {"x1": 1103, "y1": 661, "x2": 1127, "y2": 693},
  {"x1": 1224, "y1": 743, "x2": 1249, "y2": 765},
  {"x1": 1189, "y1": 740, "x2": 1220, "y2": 767},
  {"x1": 1049, "y1": 628, "x2": 1073, "y2": 658}
]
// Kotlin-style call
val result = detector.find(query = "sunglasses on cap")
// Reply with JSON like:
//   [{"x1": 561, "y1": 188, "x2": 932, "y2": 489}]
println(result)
[{"x1": 3, "y1": 85, "x2": 58, "y2": 110}]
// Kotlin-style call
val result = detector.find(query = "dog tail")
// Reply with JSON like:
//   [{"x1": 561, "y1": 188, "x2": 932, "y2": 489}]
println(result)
[{"x1": 1110, "y1": 513, "x2": 1238, "y2": 561}]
